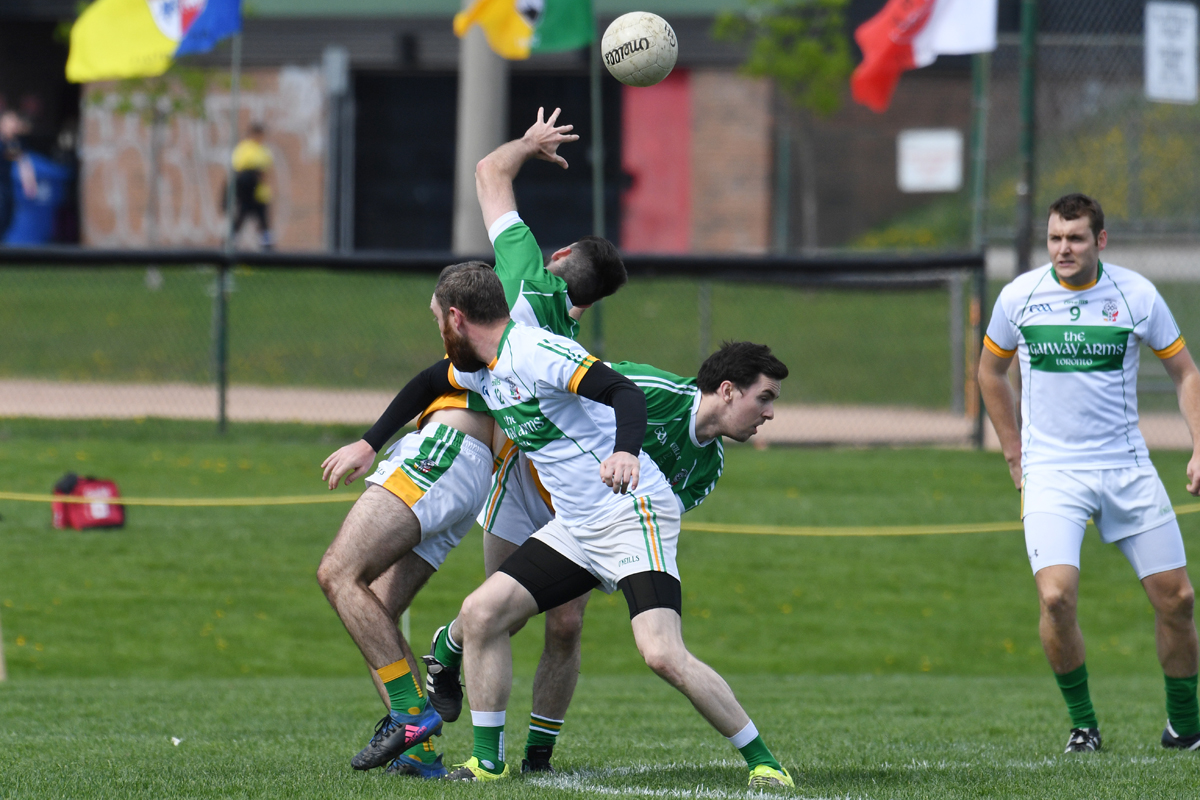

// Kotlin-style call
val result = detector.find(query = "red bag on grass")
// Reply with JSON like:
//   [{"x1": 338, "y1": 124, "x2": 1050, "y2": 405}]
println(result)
[{"x1": 52, "y1": 473, "x2": 125, "y2": 530}]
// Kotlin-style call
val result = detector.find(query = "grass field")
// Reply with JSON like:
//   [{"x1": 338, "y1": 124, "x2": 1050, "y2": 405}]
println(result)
[{"x1": 2, "y1": 419, "x2": 1199, "y2": 797}]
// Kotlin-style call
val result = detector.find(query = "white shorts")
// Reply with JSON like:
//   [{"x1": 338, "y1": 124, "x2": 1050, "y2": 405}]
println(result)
[
  {"x1": 365, "y1": 423, "x2": 492, "y2": 570},
  {"x1": 1025, "y1": 513, "x2": 1187, "y2": 579},
  {"x1": 477, "y1": 442, "x2": 553, "y2": 546},
  {"x1": 1021, "y1": 467, "x2": 1176, "y2": 543},
  {"x1": 531, "y1": 482, "x2": 682, "y2": 595}
]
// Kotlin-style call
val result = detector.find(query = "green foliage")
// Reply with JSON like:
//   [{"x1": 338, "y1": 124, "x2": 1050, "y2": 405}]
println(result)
[{"x1": 713, "y1": 0, "x2": 853, "y2": 115}]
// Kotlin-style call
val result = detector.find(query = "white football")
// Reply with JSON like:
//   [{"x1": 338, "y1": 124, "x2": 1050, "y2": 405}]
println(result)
[{"x1": 601, "y1": 12, "x2": 678, "y2": 88}]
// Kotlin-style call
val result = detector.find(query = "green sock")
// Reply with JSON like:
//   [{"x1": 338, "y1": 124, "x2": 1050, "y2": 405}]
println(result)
[
  {"x1": 738, "y1": 736, "x2": 782, "y2": 771},
  {"x1": 1055, "y1": 663, "x2": 1099, "y2": 730},
  {"x1": 401, "y1": 738, "x2": 440, "y2": 765},
  {"x1": 378, "y1": 659, "x2": 425, "y2": 716},
  {"x1": 471, "y1": 711, "x2": 506, "y2": 774},
  {"x1": 1165, "y1": 674, "x2": 1200, "y2": 737},
  {"x1": 526, "y1": 713, "x2": 563, "y2": 753},
  {"x1": 433, "y1": 622, "x2": 463, "y2": 671}
]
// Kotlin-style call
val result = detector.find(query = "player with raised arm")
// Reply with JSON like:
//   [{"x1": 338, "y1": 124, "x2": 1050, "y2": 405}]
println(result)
[
  {"x1": 422, "y1": 344, "x2": 789, "y2": 772},
  {"x1": 978, "y1": 193, "x2": 1200, "y2": 754},
  {"x1": 383, "y1": 263, "x2": 793, "y2": 788},
  {"x1": 317, "y1": 107, "x2": 626, "y2": 778}
]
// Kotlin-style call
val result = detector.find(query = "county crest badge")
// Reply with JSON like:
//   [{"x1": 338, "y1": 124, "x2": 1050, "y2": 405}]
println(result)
[{"x1": 1102, "y1": 300, "x2": 1119, "y2": 323}]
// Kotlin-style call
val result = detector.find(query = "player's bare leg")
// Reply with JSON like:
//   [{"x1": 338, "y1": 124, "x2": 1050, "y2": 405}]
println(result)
[
  {"x1": 1034, "y1": 565, "x2": 1086, "y2": 673},
  {"x1": 523, "y1": 592, "x2": 590, "y2": 771},
  {"x1": 318, "y1": 486, "x2": 423, "y2": 667},
  {"x1": 1142, "y1": 567, "x2": 1199, "y2": 677},
  {"x1": 630, "y1": 606, "x2": 791, "y2": 785},
  {"x1": 367, "y1": 552, "x2": 438, "y2": 706},
  {"x1": 630, "y1": 607, "x2": 749, "y2": 735},
  {"x1": 317, "y1": 486, "x2": 442, "y2": 770},
  {"x1": 447, "y1": 572, "x2": 541, "y2": 779}
]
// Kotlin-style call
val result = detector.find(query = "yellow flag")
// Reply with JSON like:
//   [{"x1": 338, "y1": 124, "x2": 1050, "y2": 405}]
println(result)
[
  {"x1": 66, "y1": 0, "x2": 177, "y2": 83},
  {"x1": 453, "y1": 0, "x2": 536, "y2": 60}
]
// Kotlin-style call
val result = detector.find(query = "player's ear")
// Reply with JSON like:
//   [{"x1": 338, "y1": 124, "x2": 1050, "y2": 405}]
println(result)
[
  {"x1": 1096, "y1": 229, "x2": 1107, "y2": 250},
  {"x1": 549, "y1": 247, "x2": 572, "y2": 262}
]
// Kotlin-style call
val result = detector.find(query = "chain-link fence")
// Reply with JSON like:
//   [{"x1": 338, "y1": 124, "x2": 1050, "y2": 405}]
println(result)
[{"x1": 0, "y1": 251, "x2": 986, "y2": 446}]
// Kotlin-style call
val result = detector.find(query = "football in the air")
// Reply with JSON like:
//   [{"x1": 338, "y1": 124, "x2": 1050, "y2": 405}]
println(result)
[{"x1": 601, "y1": 12, "x2": 678, "y2": 88}]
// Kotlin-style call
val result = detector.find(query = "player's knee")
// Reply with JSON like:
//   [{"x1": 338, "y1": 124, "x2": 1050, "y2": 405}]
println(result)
[
  {"x1": 1160, "y1": 582, "x2": 1195, "y2": 621},
  {"x1": 637, "y1": 638, "x2": 686, "y2": 685},
  {"x1": 315, "y1": 555, "x2": 342, "y2": 598},
  {"x1": 544, "y1": 606, "x2": 585, "y2": 650},
  {"x1": 1038, "y1": 585, "x2": 1076, "y2": 621},
  {"x1": 460, "y1": 588, "x2": 506, "y2": 639}
]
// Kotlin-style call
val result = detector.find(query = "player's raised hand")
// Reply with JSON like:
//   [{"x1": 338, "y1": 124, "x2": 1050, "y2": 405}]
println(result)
[
  {"x1": 523, "y1": 107, "x2": 578, "y2": 169},
  {"x1": 321, "y1": 439, "x2": 377, "y2": 490},
  {"x1": 600, "y1": 451, "x2": 640, "y2": 494}
]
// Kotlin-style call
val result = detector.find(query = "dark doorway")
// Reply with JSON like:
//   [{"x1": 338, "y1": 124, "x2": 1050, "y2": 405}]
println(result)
[{"x1": 354, "y1": 69, "x2": 623, "y2": 250}]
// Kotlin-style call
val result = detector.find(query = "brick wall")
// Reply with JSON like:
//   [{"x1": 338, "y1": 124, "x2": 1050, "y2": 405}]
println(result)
[{"x1": 689, "y1": 70, "x2": 773, "y2": 254}]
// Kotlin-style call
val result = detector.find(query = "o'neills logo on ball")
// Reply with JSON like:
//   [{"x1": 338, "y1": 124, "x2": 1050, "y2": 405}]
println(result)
[{"x1": 604, "y1": 37, "x2": 651, "y2": 66}]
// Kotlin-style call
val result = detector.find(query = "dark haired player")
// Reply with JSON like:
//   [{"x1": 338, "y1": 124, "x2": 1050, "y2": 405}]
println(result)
[
  {"x1": 979, "y1": 193, "x2": 1200, "y2": 753},
  {"x1": 387, "y1": 263, "x2": 793, "y2": 786}
]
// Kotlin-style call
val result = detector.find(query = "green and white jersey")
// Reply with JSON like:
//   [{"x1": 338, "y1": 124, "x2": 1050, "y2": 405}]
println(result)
[
  {"x1": 450, "y1": 321, "x2": 671, "y2": 526},
  {"x1": 611, "y1": 362, "x2": 724, "y2": 513},
  {"x1": 490, "y1": 211, "x2": 578, "y2": 340},
  {"x1": 985, "y1": 261, "x2": 1185, "y2": 471}
]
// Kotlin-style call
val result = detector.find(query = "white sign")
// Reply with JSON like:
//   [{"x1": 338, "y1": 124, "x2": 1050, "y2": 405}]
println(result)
[
  {"x1": 896, "y1": 129, "x2": 963, "y2": 193},
  {"x1": 1146, "y1": 1, "x2": 1198, "y2": 104}
]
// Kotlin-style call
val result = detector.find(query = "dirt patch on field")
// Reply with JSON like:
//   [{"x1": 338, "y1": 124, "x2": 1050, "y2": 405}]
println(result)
[{"x1": 0, "y1": 379, "x2": 1191, "y2": 450}]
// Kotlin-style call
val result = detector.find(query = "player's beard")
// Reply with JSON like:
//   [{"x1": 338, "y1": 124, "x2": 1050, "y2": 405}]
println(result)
[{"x1": 441, "y1": 318, "x2": 488, "y2": 373}]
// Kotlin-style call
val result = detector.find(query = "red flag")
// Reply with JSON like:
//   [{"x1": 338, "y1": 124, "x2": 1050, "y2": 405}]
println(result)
[{"x1": 850, "y1": 0, "x2": 936, "y2": 113}]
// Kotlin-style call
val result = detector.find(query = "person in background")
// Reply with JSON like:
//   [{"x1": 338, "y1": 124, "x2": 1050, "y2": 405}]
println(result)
[
  {"x1": 0, "y1": 110, "x2": 38, "y2": 240},
  {"x1": 230, "y1": 122, "x2": 273, "y2": 249}
]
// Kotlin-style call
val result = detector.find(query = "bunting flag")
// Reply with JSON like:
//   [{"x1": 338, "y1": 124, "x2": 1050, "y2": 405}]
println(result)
[
  {"x1": 453, "y1": 0, "x2": 594, "y2": 60},
  {"x1": 851, "y1": 0, "x2": 997, "y2": 113},
  {"x1": 67, "y1": 0, "x2": 243, "y2": 83}
]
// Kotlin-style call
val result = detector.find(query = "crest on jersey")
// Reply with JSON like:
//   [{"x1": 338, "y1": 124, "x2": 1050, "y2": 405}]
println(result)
[
  {"x1": 147, "y1": 0, "x2": 208, "y2": 42},
  {"x1": 506, "y1": 379, "x2": 522, "y2": 401},
  {"x1": 671, "y1": 469, "x2": 687, "y2": 486},
  {"x1": 414, "y1": 458, "x2": 436, "y2": 474},
  {"x1": 1102, "y1": 300, "x2": 1119, "y2": 323},
  {"x1": 655, "y1": 426, "x2": 668, "y2": 444}
]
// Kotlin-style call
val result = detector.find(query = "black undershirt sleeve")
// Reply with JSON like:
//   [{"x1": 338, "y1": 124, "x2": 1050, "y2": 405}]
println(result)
[
  {"x1": 574, "y1": 361, "x2": 646, "y2": 457},
  {"x1": 361, "y1": 358, "x2": 458, "y2": 452}
]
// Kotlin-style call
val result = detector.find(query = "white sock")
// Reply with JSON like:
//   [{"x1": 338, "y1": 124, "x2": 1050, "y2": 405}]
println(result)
[{"x1": 727, "y1": 720, "x2": 759, "y2": 750}]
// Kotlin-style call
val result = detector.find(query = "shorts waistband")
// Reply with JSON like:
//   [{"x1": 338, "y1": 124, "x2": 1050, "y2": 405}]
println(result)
[{"x1": 421, "y1": 422, "x2": 491, "y2": 465}]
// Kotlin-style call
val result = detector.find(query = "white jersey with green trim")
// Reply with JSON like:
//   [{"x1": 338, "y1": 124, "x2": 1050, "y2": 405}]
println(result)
[
  {"x1": 985, "y1": 261, "x2": 1185, "y2": 471},
  {"x1": 450, "y1": 320, "x2": 671, "y2": 527}
]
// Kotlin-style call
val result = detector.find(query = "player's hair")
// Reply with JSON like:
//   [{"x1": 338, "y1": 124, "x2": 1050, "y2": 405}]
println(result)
[
  {"x1": 1048, "y1": 193, "x2": 1104, "y2": 240},
  {"x1": 434, "y1": 261, "x2": 510, "y2": 323},
  {"x1": 696, "y1": 342, "x2": 789, "y2": 394},
  {"x1": 248, "y1": 122, "x2": 265, "y2": 137},
  {"x1": 558, "y1": 236, "x2": 627, "y2": 306}
]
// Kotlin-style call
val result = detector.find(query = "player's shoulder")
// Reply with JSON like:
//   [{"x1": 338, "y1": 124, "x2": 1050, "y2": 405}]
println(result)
[
  {"x1": 1100, "y1": 262, "x2": 1158, "y2": 296},
  {"x1": 998, "y1": 264, "x2": 1054, "y2": 298},
  {"x1": 613, "y1": 361, "x2": 694, "y2": 389}
]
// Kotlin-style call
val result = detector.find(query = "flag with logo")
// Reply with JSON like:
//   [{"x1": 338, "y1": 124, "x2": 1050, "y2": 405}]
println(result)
[
  {"x1": 453, "y1": 0, "x2": 594, "y2": 60},
  {"x1": 851, "y1": 0, "x2": 997, "y2": 113},
  {"x1": 67, "y1": 0, "x2": 243, "y2": 83}
]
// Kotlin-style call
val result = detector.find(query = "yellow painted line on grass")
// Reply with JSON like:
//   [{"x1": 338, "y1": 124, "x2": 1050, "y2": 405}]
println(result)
[
  {"x1": 3, "y1": 492, "x2": 1200, "y2": 535},
  {"x1": 0, "y1": 491, "x2": 360, "y2": 507}
]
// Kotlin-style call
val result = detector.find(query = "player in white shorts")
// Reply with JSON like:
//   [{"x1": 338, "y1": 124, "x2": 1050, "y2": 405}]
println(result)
[
  {"x1": 316, "y1": 338, "x2": 498, "y2": 776},
  {"x1": 376, "y1": 263, "x2": 794, "y2": 788},
  {"x1": 979, "y1": 193, "x2": 1200, "y2": 754}
]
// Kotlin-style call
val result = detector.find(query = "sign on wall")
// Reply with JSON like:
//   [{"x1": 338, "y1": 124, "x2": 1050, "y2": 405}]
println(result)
[
  {"x1": 896, "y1": 129, "x2": 963, "y2": 194},
  {"x1": 1146, "y1": 1, "x2": 1198, "y2": 104}
]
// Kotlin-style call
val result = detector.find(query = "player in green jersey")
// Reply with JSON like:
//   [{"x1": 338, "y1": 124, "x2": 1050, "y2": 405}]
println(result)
[{"x1": 425, "y1": 342, "x2": 788, "y2": 773}]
